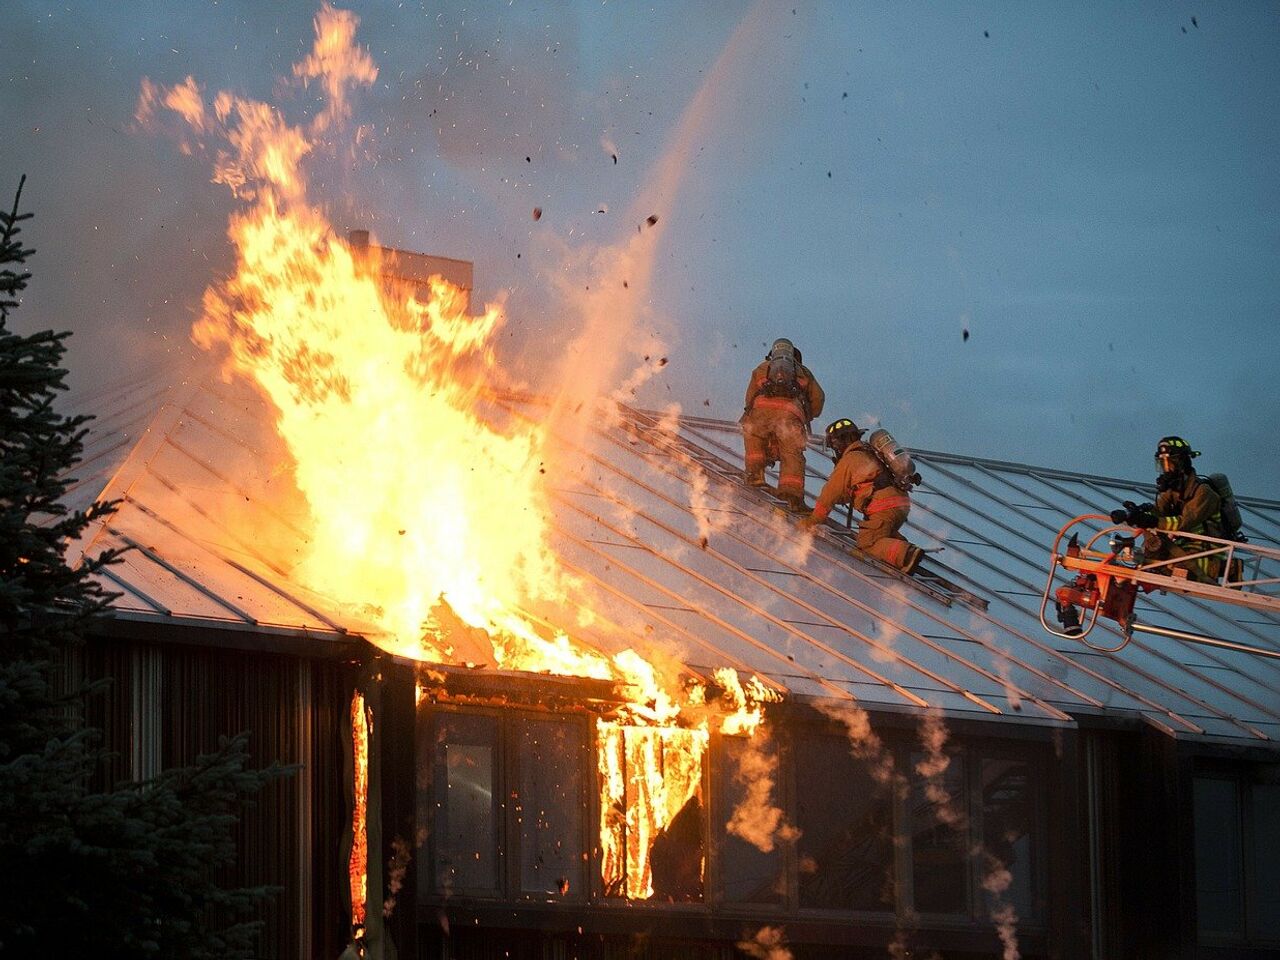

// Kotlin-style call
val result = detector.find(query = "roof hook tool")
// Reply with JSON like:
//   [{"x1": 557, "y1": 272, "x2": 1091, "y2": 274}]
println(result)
[{"x1": 1039, "y1": 513, "x2": 1280, "y2": 659}]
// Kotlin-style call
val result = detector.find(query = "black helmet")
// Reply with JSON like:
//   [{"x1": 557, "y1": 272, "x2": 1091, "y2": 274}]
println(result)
[
  {"x1": 1155, "y1": 435, "x2": 1198, "y2": 474},
  {"x1": 824, "y1": 417, "x2": 863, "y2": 457},
  {"x1": 767, "y1": 337, "x2": 796, "y2": 360}
]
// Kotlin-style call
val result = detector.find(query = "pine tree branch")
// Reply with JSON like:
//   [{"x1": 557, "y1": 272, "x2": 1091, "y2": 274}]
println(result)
[{"x1": 0, "y1": 176, "x2": 35, "y2": 318}]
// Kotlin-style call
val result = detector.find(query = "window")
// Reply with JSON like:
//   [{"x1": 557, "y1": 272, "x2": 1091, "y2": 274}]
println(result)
[
  {"x1": 517, "y1": 719, "x2": 586, "y2": 900},
  {"x1": 790, "y1": 727, "x2": 1043, "y2": 922},
  {"x1": 1194, "y1": 771, "x2": 1280, "y2": 944},
  {"x1": 415, "y1": 704, "x2": 1048, "y2": 930},
  {"x1": 795, "y1": 733, "x2": 896, "y2": 912},
  {"x1": 1252, "y1": 783, "x2": 1280, "y2": 940},
  {"x1": 598, "y1": 723, "x2": 705, "y2": 903},
  {"x1": 909, "y1": 751, "x2": 968, "y2": 915},
  {"x1": 1194, "y1": 777, "x2": 1244, "y2": 937},
  {"x1": 717, "y1": 734, "x2": 786, "y2": 905},
  {"x1": 421, "y1": 709, "x2": 586, "y2": 901},
  {"x1": 427, "y1": 712, "x2": 500, "y2": 895},
  {"x1": 980, "y1": 758, "x2": 1035, "y2": 920}
]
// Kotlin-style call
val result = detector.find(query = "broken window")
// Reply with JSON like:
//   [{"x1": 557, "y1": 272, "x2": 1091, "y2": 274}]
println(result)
[
  {"x1": 795, "y1": 733, "x2": 895, "y2": 912},
  {"x1": 598, "y1": 722, "x2": 706, "y2": 902}
]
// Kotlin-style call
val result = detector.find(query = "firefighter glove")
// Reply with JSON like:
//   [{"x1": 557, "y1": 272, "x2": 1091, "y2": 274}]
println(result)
[
  {"x1": 798, "y1": 514, "x2": 821, "y2": 530},
  {"x1": 1109, "y1": 508, "x2": 1129, "y2": 525},
  {"x1": 1126, "y1": 501, "x2": 1157, "y2": 528}
]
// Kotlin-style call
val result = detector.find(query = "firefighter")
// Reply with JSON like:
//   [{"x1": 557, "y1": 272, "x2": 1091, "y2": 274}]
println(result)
[
  {"x1": 741, "y1": 338, "x2": 825, "y2": 511},
  {"x1": 1110, "y1": 436, "x2": 1223, "y2": 583},
  {"x1": 800, "y1": 418, "x2": 924, "y2": 574}
]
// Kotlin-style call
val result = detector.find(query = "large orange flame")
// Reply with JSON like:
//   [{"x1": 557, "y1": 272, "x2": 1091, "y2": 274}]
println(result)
[{"x1": 141, "y1": 3, "x2": 790, "y2": 903}]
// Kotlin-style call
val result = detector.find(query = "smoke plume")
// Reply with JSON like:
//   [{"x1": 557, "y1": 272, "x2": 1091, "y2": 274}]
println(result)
[
  {"x1": 725, "y1": 728, "x2": 800, "y2": 854},
  {"x1": 737, "y1": 925, "x2": 793, "y2": 960}
]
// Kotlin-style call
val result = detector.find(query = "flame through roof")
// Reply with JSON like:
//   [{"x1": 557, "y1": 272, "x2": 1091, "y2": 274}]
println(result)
[{"x1": 62, "y1": 369, "x2": 1280, "y2": 745}]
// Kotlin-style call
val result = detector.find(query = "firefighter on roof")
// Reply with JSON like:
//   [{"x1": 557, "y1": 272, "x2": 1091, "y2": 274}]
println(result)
[
  {"x1": 741, "y1": 338, "x2": 825, "y2": 511},
  {"x1": 1110, "y1": 436, "x2": 1224, "y2": 582},
  {"x1": 801, "y1": 418, "x2": 924, "y2": 574}
]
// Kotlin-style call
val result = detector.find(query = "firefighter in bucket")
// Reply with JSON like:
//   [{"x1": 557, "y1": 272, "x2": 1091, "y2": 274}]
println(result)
[
  {"x1": 1110, "y1": 436, "x2": 1230, "y2": 583},
  {"x1": 740, "y1": 337, "x2": 825, "y2": 511}
]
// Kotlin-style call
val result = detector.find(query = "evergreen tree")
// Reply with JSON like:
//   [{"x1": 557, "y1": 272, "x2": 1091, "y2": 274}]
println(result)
[{"x1": 0, "y1": 177, "x2": 291, "y2": 958}]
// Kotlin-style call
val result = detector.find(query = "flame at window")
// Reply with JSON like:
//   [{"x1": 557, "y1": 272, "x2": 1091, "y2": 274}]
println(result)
[{"x1": 598, "y1": 720, "x2": 707, "y2": 901}]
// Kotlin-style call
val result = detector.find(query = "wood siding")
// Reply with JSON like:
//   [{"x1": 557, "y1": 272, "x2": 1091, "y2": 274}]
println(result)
[{"x1": 82, "y1": 632, "x2": 357, "y2": 959}]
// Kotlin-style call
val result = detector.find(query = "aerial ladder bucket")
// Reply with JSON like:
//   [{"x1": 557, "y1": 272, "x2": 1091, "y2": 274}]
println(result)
[{"x1": 1039, "y1": 514, "x2": 1280, "y2": 659}]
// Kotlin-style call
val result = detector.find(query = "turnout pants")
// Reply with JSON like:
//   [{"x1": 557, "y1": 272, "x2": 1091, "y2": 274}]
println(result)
[
  {"x1": 857, "y1": 505, "x2": 913, "y2": 569},
  {"x1": 1142, "y1": 532, "x2": 1223, "y2": 584},
  {"x1": 742, "y1": 405, "x2": 808, "y2": 499}
]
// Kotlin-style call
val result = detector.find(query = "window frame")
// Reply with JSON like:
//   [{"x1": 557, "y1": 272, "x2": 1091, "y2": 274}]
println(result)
[
  {"x1": 708, "y1": 727, "x2": 793, "y2": 911},
  {"x1": 780, "y1": 721, "x2": 1048, "y2": 926},
  {"x1": 969, "y1": 746, "x2": 1048, "y2": 927},
  {"x1": 420, "y1": 705, "x2": 593, "y2": 904},
  {"x1": 417, "y1": 704, "x2": 1050, "y2": 931},
  {"x1": 1192, "y1": 767, "x2": 1280, "y2": 948},
  {"x1": 786, "y1": 724, "x2": 901, "y2": 921}
]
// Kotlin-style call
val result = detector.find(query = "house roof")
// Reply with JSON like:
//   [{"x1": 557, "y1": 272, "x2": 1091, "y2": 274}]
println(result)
[{"x1": 63, "y1": 369, "x2": 1280, "y2": 746}]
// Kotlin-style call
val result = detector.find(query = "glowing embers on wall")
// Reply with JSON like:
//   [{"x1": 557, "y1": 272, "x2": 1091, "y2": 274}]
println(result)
[
  {"x1": 597, "y1": 721, "x2": 707, "y2": 902},
  {"x1": 349, "y1": 690, "x2": 370, "y2": 931}
]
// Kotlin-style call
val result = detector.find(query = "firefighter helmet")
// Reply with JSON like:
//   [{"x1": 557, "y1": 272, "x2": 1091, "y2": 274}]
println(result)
[
  {"x1": 1155, "y1": 435, "x2": 1199, "y2": 475},
  {"x1": 767, "y1": 338, "x2": 796, "y2": 361},
  {"x1": 824, "y1": 418, "x2": 863, "y2": 459}
]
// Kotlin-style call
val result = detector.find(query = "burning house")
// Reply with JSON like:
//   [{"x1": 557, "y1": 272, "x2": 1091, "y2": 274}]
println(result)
[
  {"x1": 64, "y1": 325, "x2": 1280, "y2": 958},
  {"x1": 62, "y1": 8, "x2": 1278, "y2": 958}
]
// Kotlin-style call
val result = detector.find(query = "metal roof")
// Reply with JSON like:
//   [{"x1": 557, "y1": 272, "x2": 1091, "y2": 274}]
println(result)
[{"x1": 63, "y1": 372, "x2": 1280, "y2": 745}]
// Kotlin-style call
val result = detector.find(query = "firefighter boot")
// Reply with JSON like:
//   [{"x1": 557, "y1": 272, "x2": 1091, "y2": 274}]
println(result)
[
  {"x1": 745, "y1": 468, "x2": 766, "y2": 486},
  {"x1": 1054, "y1": 601, "x2": 1083, "y2": 637},
  {"x1": 785, "y1": 494, "x2": 810, "y2": 514},
  {"x1": 903, "y1": 545, "x2": 924, "y2": 576}
]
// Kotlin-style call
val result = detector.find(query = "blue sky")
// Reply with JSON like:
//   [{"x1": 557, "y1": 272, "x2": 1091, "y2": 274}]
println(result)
[{"x1": 4, "y1": 1, "x2": 1278, "y2": 496}]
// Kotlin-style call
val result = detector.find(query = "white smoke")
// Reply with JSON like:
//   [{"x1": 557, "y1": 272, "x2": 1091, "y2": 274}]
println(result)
[
  {"x1": 737, "y1": 925, "x2": 792, "y2": 960},
  {"x1": 914, "y1": 711, "x2": 964, "y2": 828},
  {"x1": 725, "y1": 729, "x2": 800, "y2": 853},
  {"x1": 815, "y1": 700, "x2": 900, "y2": 792},
  {"x1": 981, "y1": 856, "x2": 1022, "y2": 960}
]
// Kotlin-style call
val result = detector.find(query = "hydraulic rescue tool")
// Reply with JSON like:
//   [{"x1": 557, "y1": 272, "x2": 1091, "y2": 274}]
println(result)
[{"x1": 1039, "y1": 514, "x2": 1280, "y2": 658}]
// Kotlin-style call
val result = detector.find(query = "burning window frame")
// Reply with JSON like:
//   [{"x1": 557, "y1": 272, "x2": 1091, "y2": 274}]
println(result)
[{"x1": 410, "y1": 675, "x2": 1051, "y2": 938}]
